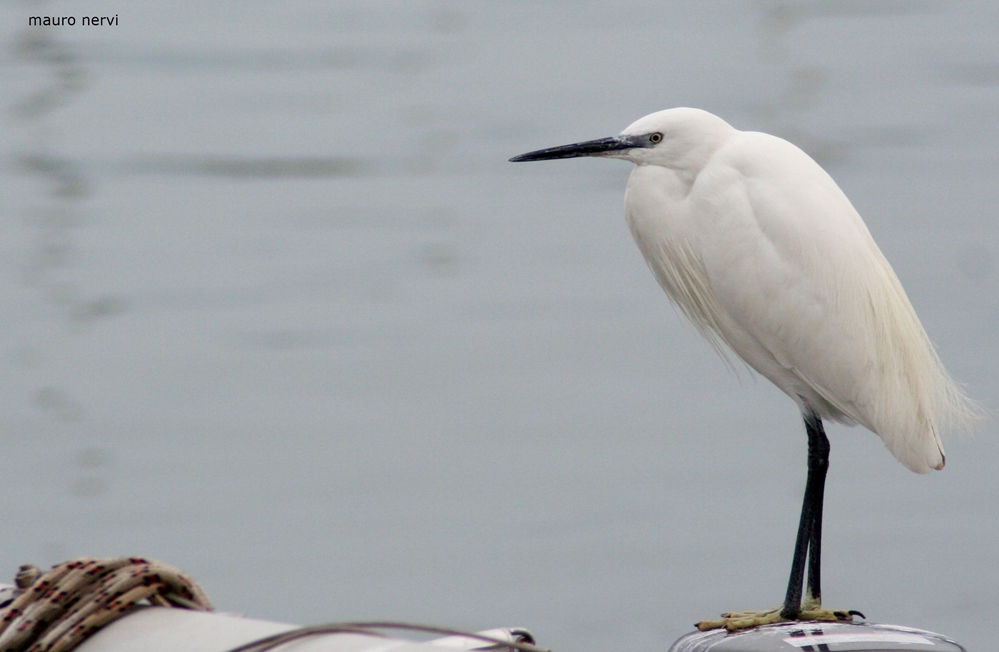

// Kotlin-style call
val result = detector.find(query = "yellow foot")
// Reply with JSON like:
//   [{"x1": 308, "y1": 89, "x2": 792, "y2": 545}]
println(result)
[{"x1": 696, "y1": 607, "x2": 862, "y2": 632}]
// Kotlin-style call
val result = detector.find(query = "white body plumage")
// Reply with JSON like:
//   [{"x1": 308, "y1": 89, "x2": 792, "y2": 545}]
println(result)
[{"x1": 617, "y1": 108, "x2": 976, "y2": 473}]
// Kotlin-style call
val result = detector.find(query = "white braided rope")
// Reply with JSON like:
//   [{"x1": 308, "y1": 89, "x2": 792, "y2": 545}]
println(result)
[{"x1": 0, "y1": 557, "x2": 212, "y2": 652}]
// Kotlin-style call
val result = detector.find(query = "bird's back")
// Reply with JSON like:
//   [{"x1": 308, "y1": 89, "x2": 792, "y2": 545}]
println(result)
[{"x1": 625, "y1": 128, "x2": 979, "y2": 473}]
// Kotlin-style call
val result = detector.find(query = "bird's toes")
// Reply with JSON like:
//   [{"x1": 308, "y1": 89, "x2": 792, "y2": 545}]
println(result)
[
  {"x1": 797, "y1": 608, "x2": 862, "y2": 624},
  {"x1": 696, "y1": 606, "x2": 862, "y2": 632},
  {"x1": 696, "y1": 608, "x2": 784, "y2": 632}
]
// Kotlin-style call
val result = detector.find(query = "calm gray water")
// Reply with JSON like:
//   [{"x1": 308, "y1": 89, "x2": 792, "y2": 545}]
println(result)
[{"x1": 2, "y1": 1, "x2": 998, "y2": 650}]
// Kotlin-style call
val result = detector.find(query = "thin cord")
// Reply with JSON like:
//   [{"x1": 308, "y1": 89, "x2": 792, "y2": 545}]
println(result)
[{"x1": 223, "y1": 622, "x2": 548, "y2": 652}]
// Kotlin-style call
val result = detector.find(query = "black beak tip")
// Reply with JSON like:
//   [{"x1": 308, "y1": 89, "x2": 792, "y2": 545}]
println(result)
[{"x1": 509, "y1": 151, "x2": 546, "y2": 163}]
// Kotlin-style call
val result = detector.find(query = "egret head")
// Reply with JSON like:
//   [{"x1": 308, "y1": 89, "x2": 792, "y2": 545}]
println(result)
[{"x1": 510, "y1": 107, "x2": 736, "y2": 172}]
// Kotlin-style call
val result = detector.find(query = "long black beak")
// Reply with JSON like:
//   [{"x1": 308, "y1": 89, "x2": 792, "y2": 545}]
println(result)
[{"x1": 509, "y1": 135, "x2": 646, "y2": 162}]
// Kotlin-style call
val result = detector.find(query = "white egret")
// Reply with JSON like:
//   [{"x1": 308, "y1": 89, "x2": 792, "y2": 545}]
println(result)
[{"x1": 510, "y1": 108, "x2": 980, "y2": 631}]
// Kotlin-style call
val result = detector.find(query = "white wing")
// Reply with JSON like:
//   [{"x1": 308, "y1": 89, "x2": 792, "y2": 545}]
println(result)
[{"x1": 626, "y1": 131, "x2": 976, "y2": 473}]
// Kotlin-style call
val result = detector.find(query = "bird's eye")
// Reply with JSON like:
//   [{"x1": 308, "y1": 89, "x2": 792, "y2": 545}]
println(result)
[{"x1": 649, "y1": 132, "x2": 663, "y2": 144}]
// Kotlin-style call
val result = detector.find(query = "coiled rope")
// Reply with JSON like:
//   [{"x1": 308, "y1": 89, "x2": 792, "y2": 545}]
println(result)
[{"x1": 0, "y1": 557, "x2": 212, "y2": 652}]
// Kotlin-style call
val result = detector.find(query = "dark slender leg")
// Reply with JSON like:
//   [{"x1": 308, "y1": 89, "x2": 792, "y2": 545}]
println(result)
[
  {"x1": 780, "y1": 463, "x2": 812, "y2": 619},
  {"x1": 780, "y1": 410, "x2": 830, "y2": 620},
  {"x1": 804, "y1": 414, "x2": 830, "y2": 605}
]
